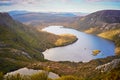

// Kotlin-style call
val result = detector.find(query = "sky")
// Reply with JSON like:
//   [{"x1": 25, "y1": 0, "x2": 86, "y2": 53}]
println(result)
[{"x1": 0, "y1": 0, "x2": 120, "y2": 13}]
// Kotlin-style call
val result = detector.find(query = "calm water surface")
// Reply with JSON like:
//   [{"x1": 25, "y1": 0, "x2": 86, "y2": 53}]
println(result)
[{"x1": 42, "y1": 26, "x2": 115, "y2": 62}]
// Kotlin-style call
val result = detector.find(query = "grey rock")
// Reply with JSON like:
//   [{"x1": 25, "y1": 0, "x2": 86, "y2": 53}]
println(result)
[{"x1": 95, "y1": 58, "x2": 120, "y2": 72}]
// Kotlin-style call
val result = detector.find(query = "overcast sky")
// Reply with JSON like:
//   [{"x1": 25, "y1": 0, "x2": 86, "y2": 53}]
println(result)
[{"x1": 0, "y1": 0, "x2": 120, "y2": 13}]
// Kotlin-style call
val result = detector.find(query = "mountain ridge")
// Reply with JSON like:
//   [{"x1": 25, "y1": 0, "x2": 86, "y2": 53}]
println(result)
[{"x1": 75, "y1": 10, "x2": 120, "y2": 31}]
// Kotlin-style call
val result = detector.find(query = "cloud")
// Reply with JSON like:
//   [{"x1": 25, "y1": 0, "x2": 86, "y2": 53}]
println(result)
[
  {"x1": 0, "y1": 0, "x2": 72, "y2": 11},
  {"x1": 0, "y1": 0, "x2": 120, "y2": 6},
  {"x1": 0, "y1": 0, "x2": 34, "y2": 6},
  {"x1": 86, "y1": 0, "x2": 120, "y2": 2},
  {"x1": 0, "y1": 0, "x2": 73, "y2": 6},
  {"x1": 0, "y1": 0, "x2": 11, "y2": 1},
  {"x1": 0, "y1": 0, "x2": 14, "y2": 6}
]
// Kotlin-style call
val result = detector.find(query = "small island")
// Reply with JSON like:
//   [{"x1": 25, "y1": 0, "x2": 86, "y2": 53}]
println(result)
[{"x1": 92, "y1": 50, "x2": 101, "y2": 56}]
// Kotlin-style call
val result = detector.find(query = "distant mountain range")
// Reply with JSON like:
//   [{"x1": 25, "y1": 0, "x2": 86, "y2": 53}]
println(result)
[
  {"x1": 9, "y1": 10, "x2": 87, "y2": 16},
  {"x1": 9, "y1": 10, "x2": 29, "y2": 16},
  {"x1": 8, "y1": 10, "x2": 87, "y2": 28}
]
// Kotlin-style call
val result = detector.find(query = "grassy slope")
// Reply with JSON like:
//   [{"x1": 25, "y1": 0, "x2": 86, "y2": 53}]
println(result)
[
  {"x1": 98, "y1": 28, "x2": 120, "y2": 55},
  {"x1": 84, "y1": 25, "x2": 120, "y2": 55},
  {"x1": 55, "y1": 34, "x2": 77, "y2": 46}
]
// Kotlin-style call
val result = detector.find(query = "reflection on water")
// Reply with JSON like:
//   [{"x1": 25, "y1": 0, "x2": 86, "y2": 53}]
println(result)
[{"x1": 42, "y1": 26, "x2": 115, "y2": 62}]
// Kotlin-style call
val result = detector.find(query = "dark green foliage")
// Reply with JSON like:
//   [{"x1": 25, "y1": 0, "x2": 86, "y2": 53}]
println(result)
[
  {"x1": 0, "y1": 72, "x2": 3, "y2": 80},
  {"x1": 0, "y1": 58, "x2": 28, "y2": 73}
]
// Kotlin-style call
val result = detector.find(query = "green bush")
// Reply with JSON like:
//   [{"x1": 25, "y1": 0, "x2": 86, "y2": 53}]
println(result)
[
  {"x1": 30, "y1": 72, "x2": 48, "y2": 80},
  {"x1": 0, "y1": 72, "x2": 4, "y2": 80},
  {"x1": 56, "y1": 75, "x2": 82, "y2": 80}
]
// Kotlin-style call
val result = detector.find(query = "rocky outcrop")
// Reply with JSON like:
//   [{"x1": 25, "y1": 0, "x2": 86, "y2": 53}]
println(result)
[
  {"x1": 11, "y1": 48, "x2": 32, "y2": 59},
  {"x1": 5, "y1": 67, "x2": 59, "y2": 79},
  {"x1": 0, "y1": 42, "x2": 7, "y2": 47},
  {"x1": 99, "y1": 23, "x2": 120, "y2": 31},
  {"x1": 95, "y1": 58, "x2": 120, "y2": 72}
]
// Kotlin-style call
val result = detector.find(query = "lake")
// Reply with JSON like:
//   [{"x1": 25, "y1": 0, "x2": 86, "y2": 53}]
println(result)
[{"x1": 42, "y1": 26, "x2": 115, "y2": 62}]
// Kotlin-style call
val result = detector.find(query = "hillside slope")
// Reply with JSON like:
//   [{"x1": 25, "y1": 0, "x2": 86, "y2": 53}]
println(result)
[
  {"x1": 77, "y1": 10, "x2": 120, "y2": 31},
  {"x1": 0, "y1": 13, "x2": 77, "y2": 73}
]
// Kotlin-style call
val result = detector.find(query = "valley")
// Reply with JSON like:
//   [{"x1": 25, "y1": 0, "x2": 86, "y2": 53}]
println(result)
[{"x1": 0, "y1": 10, "x2": 120, "y2": 80}]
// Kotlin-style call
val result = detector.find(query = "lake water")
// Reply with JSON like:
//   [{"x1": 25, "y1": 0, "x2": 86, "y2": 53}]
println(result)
[{"x1": 42, "y1": 26, "x2": 115, "y2": 62}]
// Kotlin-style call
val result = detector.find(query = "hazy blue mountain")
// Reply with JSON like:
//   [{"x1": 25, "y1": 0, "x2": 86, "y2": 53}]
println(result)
[
  {"x1": 9, "y1": 10, "x2": 29, "y2": 16},
  {"x1": 8, "y1": 11, "x2": 82, "y2": 28}
]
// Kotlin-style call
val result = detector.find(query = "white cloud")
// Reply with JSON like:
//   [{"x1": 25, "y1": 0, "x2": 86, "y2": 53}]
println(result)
[{"x1": 86, "y1": 0, "x2": 120, "y2": 2}]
